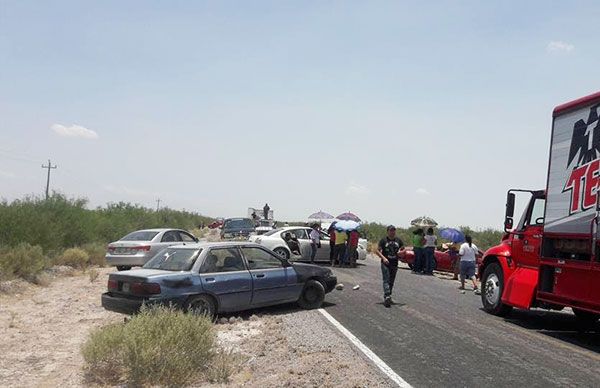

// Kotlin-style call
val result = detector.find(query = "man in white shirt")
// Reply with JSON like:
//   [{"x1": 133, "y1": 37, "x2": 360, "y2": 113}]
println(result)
[{"x1": 309, "y1": 224, "x2": 321, "y2": 264}]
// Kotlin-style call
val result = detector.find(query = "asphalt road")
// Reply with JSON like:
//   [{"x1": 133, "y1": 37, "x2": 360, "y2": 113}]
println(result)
[{"x1": 322, "y1": 255, "x2": 600, "y2": 387}]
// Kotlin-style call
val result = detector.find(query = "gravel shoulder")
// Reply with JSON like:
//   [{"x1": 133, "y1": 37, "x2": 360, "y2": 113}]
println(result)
[{"x1": 0, "y1": 267, "x2": 392, "y2": 387}]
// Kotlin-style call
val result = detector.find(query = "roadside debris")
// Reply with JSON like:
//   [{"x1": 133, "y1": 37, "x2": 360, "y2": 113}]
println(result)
[
  {"x1": 335, "y1": 283, "x2": 344, "y2": 291},
  {"x1": 352, "y1": 285, "x2": 360, "y2": 290}
]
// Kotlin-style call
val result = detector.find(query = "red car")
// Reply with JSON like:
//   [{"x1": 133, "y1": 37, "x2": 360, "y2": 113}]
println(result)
[
  {"x1": 401, "y1": 248, "x2": 483, "y2": 274},
  {"x1": 208, "y1": 218, "x2": 224, "y2": 229}
]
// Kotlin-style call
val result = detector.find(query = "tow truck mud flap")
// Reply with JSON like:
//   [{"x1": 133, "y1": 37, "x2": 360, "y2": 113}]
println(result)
[{"x1": 502, "y1": 267, "x2": 538, "y2": 309}]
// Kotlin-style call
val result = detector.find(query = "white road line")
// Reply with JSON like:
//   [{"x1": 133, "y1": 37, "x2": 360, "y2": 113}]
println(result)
[{"x1": 318, "y1": 308, "x2": 412, "y2": 388}]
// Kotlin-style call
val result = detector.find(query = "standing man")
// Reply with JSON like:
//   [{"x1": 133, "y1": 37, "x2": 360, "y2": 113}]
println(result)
[
  {"x1": 333, "y1": 227, "x2": 348, "y2": 267},
  {"x1": 327, "y1": 222, "x2": 337, "y2": 264},
  {"x1": 411, "y1": 228, "x2": 425, "y2": 274},
  {"x1": 309, "y1": 224, "x2": 320, "y2": 264},
  {"x1": 375, "y1": 225, "x2": 405, "y2": 308},
  {"x1": 263, "y1": 203, "x2": 270, "y2": 220},
  {"x1": 346, "y1": 229, "x2": 360, "y2": 268}
]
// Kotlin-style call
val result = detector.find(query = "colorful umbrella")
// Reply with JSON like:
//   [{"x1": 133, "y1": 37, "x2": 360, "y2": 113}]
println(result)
[
  {"x1": 336, "y1": 212, "x2": 361, "y2": 222},
  {"x1": 308, "y1": 211, "x2": 334, "y2": 220},
  {"x1": 439, "y1": 228, "x2": 465, "y2": 243},
  {"x1": 335, "y1": 220, "x2": 361, "y2": 231},
  {"x1": 410, "y1": 216, "x2": 438, "y2": 228}
]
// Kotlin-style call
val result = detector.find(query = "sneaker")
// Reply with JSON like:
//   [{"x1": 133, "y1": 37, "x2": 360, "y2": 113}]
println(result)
[{"x1": 383, "y1": 297, "x2": 391, "y2": 308}]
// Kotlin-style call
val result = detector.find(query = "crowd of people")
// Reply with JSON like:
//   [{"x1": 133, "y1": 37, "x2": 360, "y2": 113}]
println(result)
[
  {"x1": 374, "y1": 225, "x2": 481, "y2": 308},
  {"x1": 325, "y1": 222, "x2": 361, "y2": 268}
]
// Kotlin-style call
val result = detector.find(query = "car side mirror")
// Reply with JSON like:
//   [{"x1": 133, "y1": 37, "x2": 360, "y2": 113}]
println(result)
[
  {"x1": 506, "y1": 192, "x2": 515, "y2": 218},
  {"x1": 504, "y1": 217, "x2": 513, "y2": 231}
]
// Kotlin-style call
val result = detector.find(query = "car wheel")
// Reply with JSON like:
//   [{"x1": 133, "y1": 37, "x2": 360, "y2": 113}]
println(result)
[
  {"x1": 273, "y1": 247, "x2": 290, "y2": 260},
  {"x1": 187, "y1": 295, "x2": 217, "y2": 319},
  {"x1": 116, "y1": 266, "x2": 131, "y2": 271},
  {"x1": 573, "y1": 308, "x2": 600, "y2": 323},
  {"x1": 298, "y1": 279, "x2": 325, "y2": 309},
  {"x1": 481, "y1": 263, "x2": 512, "y2": 316}
]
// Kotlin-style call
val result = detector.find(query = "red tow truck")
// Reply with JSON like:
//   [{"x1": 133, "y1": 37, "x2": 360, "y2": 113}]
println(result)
[{"x1": 480, "y1": 91, "x2": 600, "y2": 322}]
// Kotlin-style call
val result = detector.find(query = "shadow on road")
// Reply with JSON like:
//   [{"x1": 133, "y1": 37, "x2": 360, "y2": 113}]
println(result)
[
  {"x1": 500, "y1": 309, "x2": 600, "y2": 353},
  {"x1": 219, "y1": 301, "x2": 337, "y2": 320}
]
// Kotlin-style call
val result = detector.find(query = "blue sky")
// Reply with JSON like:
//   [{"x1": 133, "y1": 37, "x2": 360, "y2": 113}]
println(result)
[{"x1": 1, "y1": 1, "x2": 599, "y2": 228}]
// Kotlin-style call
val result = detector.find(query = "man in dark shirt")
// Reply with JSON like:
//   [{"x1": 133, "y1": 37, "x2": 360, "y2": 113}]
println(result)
[{"x1": 375, "y1": 225, "x2": 405, "y2": 307}]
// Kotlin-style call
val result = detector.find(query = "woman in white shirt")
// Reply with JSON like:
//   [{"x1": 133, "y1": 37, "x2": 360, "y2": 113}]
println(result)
[
  {"x1": 423, "y1": 228, "x2": 437, "y2": 275},
  {"x1": 458, "y1": 235, "x2": 480, "y2": 294}
]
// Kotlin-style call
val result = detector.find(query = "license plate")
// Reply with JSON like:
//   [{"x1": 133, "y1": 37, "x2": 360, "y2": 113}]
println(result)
[{"x1": 122, "y1": 283, "x2": 130, "y2": 292}]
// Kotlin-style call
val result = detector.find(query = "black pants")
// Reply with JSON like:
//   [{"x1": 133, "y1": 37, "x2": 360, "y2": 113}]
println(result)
[
  {"x1": 381, "y1": 263, "x2": 398, "y2": 298},
  {"x1": 329, "y1": 242, "x2": 335, "y2": 261}
]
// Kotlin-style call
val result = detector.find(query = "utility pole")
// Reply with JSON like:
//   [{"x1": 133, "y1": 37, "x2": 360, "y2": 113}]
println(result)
[
  {"x1": 156, "y1": 198, "x2": 161, "y2": 212},
  {"x1": 41, "y1": 159, "x2": 57, "y2": 200}
]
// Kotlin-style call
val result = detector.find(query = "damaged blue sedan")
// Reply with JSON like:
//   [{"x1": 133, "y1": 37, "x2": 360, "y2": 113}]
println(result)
[{"x1": 101, "y1": 241, "x2": 337, "y2": 317}]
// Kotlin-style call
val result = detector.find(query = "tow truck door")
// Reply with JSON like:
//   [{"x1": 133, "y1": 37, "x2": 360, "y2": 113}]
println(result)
[{"x1": 511, "y1": 196, "x2": 545, "y2": 268}]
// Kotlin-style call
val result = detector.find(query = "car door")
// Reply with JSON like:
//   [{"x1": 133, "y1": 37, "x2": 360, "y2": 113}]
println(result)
[
  {"x1": 288, "y1": 228, "x2": 312, "y2": 260},
  {"x1": 317, "y1": 231, "x2": 331, "y2": 261},
  {"x1": 240, "y1": 246, "x2": 297, "y2": 305},
  {"x1": 198, "y1": 247, "x2": 252, "y2": 312}
]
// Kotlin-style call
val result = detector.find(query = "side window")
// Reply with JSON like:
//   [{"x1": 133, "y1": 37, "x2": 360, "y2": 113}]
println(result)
[
  {"x1": 179, "y1": 232, "x2": 196, "y2": 242},
  {"x1": 527, "y1": 198, "x2": 546, "y2": 226},
  {"x1": 199, "y1": 248, "x2": 246, "y2": 273},
  {"x1": 241, "y1": 247, "x2": 283, "y2": 270},
  {"x1": 289, "y1": 229, "x2": 309, "y2": 240},
  {"x1": 161, "y1": 231, "x2": 182, "y2": 242}
]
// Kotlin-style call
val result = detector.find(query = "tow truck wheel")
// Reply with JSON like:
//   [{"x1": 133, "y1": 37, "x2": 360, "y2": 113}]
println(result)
[
  {"x1": 481, "y1": 263, "x2": 512, "y2": 316},
  {"x1": 573, "y1": 308, "x2": 600, "y2": 323}
]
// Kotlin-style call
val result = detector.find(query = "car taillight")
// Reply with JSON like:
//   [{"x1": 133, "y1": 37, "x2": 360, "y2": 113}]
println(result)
[
  {"x1": 108, "y1": 279, "x2": 118, "y2": 291},
  {"x1": 133, "y1": 246, "x2": 151, "y2": 252},
  {"x1": 107, "y1": 245, "x2": 115, "y2": 253},
  {"x1": 131, "y1": 282, "x2": 161, "y2": 295}
]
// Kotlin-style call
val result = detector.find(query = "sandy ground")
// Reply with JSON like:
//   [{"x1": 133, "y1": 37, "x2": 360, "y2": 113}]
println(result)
[{"x1": 0, "y1": 267, "x2": 392, "y2": 387}]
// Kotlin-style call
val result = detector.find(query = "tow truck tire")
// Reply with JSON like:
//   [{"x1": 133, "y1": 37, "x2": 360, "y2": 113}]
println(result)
[
  {"x1": 298, "y1": 280, "x2": 325, "y2": 309},
  {"x1": 481, "y1": 263, "x2": 512, "y2": 316},
  {"x1": 573, "y1": 308, "x2": 600, "y2": 323}
]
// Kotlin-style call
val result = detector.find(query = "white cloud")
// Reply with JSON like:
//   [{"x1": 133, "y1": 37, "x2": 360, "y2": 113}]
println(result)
[
  {"x1": 51, "y1": 123, "x2": 99, "y2": 139},
  {"x1": 416, "y1": 188, "x2": 430, "y2": 196},
  {"x1": 345, "y1": 182, "x2": 370, "y2": 196},
  {"x1": 547, "y1": 41, "x2": 574, "y2": 53},
  {"x1": 0, "y1": 170, "x2": 15, "y2": 178}
]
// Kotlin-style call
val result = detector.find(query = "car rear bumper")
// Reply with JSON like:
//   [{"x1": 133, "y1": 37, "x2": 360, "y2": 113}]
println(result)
[
  {"x1": 105, "y1": 255, "x2": 148, "y2": 266},
  {"x1": 101, "y1": 293, "x2": 184, "y2": 315}
]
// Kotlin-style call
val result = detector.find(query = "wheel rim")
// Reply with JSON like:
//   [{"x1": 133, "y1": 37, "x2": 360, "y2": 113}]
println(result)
[
  {"x1": 275, "y1": 249, "x2": 287, "y2": 259},
  {"x1": 484, "y1": 274, "x2": 501, "y2": 305},
  {"x1": 191, "y1": 300, "x2": 212, "y2": 316}
]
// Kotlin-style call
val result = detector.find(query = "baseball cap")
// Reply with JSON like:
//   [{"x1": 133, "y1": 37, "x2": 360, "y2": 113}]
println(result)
[{"x1": 387, "y1": 225, "x2": 396, "y2": 231}]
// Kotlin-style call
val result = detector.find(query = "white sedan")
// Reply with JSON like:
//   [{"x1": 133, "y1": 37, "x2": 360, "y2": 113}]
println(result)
[{"x1": 249, "y1": 226, "x2": 367, "y2": 262}]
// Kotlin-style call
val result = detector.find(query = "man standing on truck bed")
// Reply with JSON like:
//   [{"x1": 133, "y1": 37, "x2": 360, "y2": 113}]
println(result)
[{"x1": 375, "y1": 225, "x2": 405, "y2": 308}]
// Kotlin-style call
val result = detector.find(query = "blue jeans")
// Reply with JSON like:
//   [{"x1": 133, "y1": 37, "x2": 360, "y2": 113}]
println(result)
[
  {"x1": 310, "y1": 243, "x2": 317, "y2": 262},
  {"x1": 424, "y1": 247, "x2": 435, "y2": 274},
  {"x1": 381, "y1": 262, "x2": 398, "y2": 298},
  {"x1": 413, "y1": 247, "x2": 424, "y2": 272}
]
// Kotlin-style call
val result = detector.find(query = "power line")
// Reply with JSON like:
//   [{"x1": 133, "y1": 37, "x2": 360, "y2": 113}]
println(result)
[{"x1": 41, "y1": 159, "x2": 57, "y2": 200}]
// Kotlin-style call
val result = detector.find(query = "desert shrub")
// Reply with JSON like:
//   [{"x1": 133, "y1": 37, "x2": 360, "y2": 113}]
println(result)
[
  {"x1": 0, "y1": 243, "x2": 47, "y2": 281},
  {"x1": 33, "y1": 272, "x2": 52, "y2": 287},
  {"x1": 57, "y1": 248, "x2": 89, "y2": 269},
  {"x1": 81, "y1": 242, "x2": 106, "y2": 267},
  {"x1": 88, "y1": 268, "x2": 99, "y2": 283},
  {"x1": 82, "y1": 305, "x2": 218, "y2": 386}
]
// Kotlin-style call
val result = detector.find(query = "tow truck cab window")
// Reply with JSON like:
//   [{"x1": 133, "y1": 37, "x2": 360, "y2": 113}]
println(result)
[{"x1": 526, "y1": 198, "x2": 546, "y2": 226}]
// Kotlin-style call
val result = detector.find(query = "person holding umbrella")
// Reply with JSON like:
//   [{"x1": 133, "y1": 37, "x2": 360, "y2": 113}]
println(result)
[
  {"x1": 375, "y1": 225, "x2": 405, "y2": 308},
  {"x1": 411, "y1": 228, "x2": 425, "y2": 274}
]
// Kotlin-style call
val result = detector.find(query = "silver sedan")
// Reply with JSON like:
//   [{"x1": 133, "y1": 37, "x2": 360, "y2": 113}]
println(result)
[{"x1": 106, "y1": 228, "x2": 198, "y2": 270}]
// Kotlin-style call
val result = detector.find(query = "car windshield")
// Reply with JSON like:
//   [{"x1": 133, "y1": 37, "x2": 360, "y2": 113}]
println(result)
[
  {"x1": 224, "y1": 219, "x2": 254, "y2": 229},
  {"x1": 263, "y1": 228, "x2": 283, "y2": 236},
  {"x1": 121, "y1": 231, "x2": 160, "y2": 241},
  {"x1": 143, "y1": 248, "x2": 202, "y2": 271}
]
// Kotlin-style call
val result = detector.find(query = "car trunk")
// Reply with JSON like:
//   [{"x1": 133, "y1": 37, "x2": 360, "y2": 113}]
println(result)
[
  {"x1": 108, "y1": 241, "x2": 153, "y2": 255},
  {"x1": 108, "y1": 269, "x2": 193, "y2": 297}
]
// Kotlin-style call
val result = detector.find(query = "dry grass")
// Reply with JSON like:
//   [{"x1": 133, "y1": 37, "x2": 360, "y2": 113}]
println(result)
[
  {"x1": 367, "y1": 241, "x2": 379, "y2": 253},
  {"x1": 33, "y1": 272, "x2": 52, "y2": 287},
  {"x1": 55, "y1": 248, "x2": 89, "y2": 269},
  {"x1": 81, "y1": 243, "x2": 106, "y2": 267},
  {"x1": 87, "y1": 268, "x2": 99, "y2": 283},
  {"x1": 82, "y1": 305, "x2": 224, "y2": 386}
]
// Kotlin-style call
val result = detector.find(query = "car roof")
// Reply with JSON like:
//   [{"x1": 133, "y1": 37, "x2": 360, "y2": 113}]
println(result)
[
  {"x1": 167, "y1": 241, "x2": 263, "y2": 249},
  {"x1": 133, "y1": 228, "x2": 181, "y2": 232}
]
